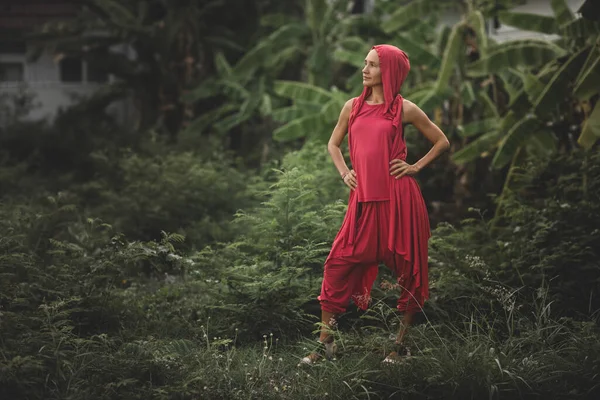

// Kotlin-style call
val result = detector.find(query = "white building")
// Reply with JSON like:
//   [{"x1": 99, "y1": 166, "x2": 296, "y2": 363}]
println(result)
[{"x1": 0, "y1": 0, "x2": 128, "y2": 124}]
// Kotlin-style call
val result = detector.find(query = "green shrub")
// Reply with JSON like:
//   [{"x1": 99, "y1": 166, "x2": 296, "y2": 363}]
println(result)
[
  {"x1": 74, "y1": 150, "x2": 250, "y2": 249},
  {"x1": 497, "y1": 150, "x2": 600, "y2": 318}
]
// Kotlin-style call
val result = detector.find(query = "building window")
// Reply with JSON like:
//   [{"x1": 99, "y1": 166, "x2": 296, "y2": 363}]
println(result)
[
  {"x1": 0, "y1": 40, "x2": 26, "y2": 55},
  {"x1": 87, "y1": 63, "x2": 108, "y2": 83},
  {"x1": 0, "y1": 62, "x2": 24, "y2": 82},
  {"x1": 59, "y1": 56, "x2": 109, "y2": 83},
  {"x1": 60, "y1": 56, "x2": 83, "y2": 82}
]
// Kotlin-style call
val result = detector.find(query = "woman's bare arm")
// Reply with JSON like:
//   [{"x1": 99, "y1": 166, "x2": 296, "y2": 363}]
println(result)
[
  {"x1": 390, "y1": 99, "x2": 450, "y2": 178},
  {"x1": 327, "y1": 98, "x2": 356, "y2": 188}
]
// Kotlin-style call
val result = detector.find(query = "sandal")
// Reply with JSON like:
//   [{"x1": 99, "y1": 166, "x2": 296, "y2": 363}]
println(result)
[
  {"x1": 298, "y1": 339, "x2": 337, "y2": 365},
  {"x1": 382, "y1": 341, "x2": 411, "y2": 364}
]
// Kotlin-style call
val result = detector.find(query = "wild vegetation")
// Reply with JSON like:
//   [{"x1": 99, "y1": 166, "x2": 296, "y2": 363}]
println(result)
[{"x1": 1, "y1": 0, "x2": 599, "y2": 399}]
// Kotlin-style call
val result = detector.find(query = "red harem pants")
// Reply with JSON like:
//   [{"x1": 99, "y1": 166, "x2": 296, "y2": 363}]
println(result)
[{"x1": 318, "y1": 200, "x2": 425, "y2": 314}]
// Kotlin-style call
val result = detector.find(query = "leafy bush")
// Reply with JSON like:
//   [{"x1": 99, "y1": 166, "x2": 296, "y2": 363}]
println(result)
[
  {"x1": 496, "y1": 150, "x2": 600, "y2": 318},
  {"x1": 0, "y1": 198, "x2": 195, "y2": 399},
  {"x1": 75, "y1": 150, "x2": 250, "y2": 249}
]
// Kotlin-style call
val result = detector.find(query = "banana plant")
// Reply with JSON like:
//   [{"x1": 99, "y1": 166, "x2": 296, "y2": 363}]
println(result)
[
  {"x1": 231, "y1": 0, "x2": 361, "y2": 89},
  {"x1": 180, "y1": 51, "x2": 279, "y2": 136},
  {"x1": 375, "y1": 0, "x2": 599, "y2": 169},
  {"x1": 456, "y1": 0, "x2": 600, "y2": 169},
  {"x1": 573, "y1": 39, "x2": 600, "y2": 149},
  {"x1": 270, "y1": 0, "x2": 491, "y2": 144},
  {"x1": 272, "y1": 0, "x2": 497, "y2": 157},
  {"x1": 181, "y1": 0, "x2": 363, "y2": 141},
  {"x1": 270, "y1": 81, "x2": 349, "y2": 142}
]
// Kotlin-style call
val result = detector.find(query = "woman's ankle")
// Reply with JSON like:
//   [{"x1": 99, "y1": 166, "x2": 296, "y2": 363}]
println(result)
[{"x1": 319, "y1": 335, "x2": 333, "y2": 344}]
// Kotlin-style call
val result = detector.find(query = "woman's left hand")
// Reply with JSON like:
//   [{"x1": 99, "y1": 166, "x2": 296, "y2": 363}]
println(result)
[{"x1": 389, "y1": 159, "x2": 419, "y2": 179}]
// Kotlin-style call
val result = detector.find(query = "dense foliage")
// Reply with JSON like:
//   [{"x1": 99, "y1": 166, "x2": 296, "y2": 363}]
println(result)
[
  {"x1": 1, "y1": 0, "x2": 599, "y2": 399},
  {"x1": 2, "y1": 142, "x2": 600, "y2": 399}
]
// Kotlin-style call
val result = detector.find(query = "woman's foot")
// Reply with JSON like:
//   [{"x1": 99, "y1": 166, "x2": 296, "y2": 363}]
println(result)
[
  {"x1": 298, "y1": 339, "x2": 337, "y2": 365},
  {"x1": 382, "y1": 341, "x2": 411, "y2": 364}
]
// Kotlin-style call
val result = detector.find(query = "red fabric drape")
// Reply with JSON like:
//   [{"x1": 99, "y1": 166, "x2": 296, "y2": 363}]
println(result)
[{"x1": 319, "y1": 44, "x2": 430, "y2": 313}]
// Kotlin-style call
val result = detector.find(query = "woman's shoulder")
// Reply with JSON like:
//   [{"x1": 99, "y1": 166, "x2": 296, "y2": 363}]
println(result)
[
  {"x1": 402, "y1": 97, "x2": 416, "y2": 110},
  {"x1": 338, "y1": 97, "x2": 357, "y2": 122},
  {"x1": 342, "y1": 97, "x2": 357, "y2": 113},
  {"x1": 401, "y1": 98, "x2": 420, "y2": 123}
]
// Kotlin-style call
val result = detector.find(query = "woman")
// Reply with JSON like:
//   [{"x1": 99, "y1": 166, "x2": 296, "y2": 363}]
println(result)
[{"x1": 301, "y1": 44, "x2": 450, "y2": 364}]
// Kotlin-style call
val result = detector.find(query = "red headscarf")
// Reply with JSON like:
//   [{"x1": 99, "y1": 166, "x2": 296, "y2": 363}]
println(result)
[{"x1": 349, "y1": 44, "x2": 410, "y2": 133}]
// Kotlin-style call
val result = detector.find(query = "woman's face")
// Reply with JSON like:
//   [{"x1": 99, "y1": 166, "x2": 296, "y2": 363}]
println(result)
[{"x1": 362, "y1": 49, "x2": 381, "y2": 87}]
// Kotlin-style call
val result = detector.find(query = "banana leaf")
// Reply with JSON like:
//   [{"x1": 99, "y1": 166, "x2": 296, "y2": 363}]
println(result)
[
  {"x1": 467, "y1": 39, "x2": 567, "y2": 77},
  {"x1": 532, "y1": 46, "x2": 589, "y2": 116},
  {"x1": 573, "y1": 46, "x2": 600, "y2": 100},
  {"x1": 274, "y1": 80, "x2": 334, "y2": 103},
  {"x1": 452, "y1": 130, "x2": 502, "y2": 164},
  {"x1": 577, "y1": 102, "x2": 600, "y2": 149},
  {"x1": 551, "y1": 0, "x2": 575, "y2": 26},
  {"x1": 492, "y1": 114, "x2": 541, "y2": 169},
  {"x1": 273, "y1": 113, "x2": 328, "y2": 142}
]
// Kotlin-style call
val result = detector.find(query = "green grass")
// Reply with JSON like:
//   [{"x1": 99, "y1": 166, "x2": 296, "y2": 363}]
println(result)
[{"x1": 102, "y1": 297, "x2": 598, "y2": 400}]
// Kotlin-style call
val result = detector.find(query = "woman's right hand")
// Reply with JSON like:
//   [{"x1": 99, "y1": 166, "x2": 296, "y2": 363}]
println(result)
[{"x1": 343, "y1": 170, "x2": 357, "y2": 190}]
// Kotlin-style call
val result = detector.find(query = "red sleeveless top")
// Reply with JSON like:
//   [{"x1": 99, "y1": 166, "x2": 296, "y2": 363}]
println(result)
[{"x1": 349, "y1": 101, "x2": 407, "y2": 202}]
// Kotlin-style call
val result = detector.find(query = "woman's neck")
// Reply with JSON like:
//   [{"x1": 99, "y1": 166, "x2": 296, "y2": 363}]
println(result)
[{"x1": 366, "y1": 86, "x2": 384, "y2": 104}]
